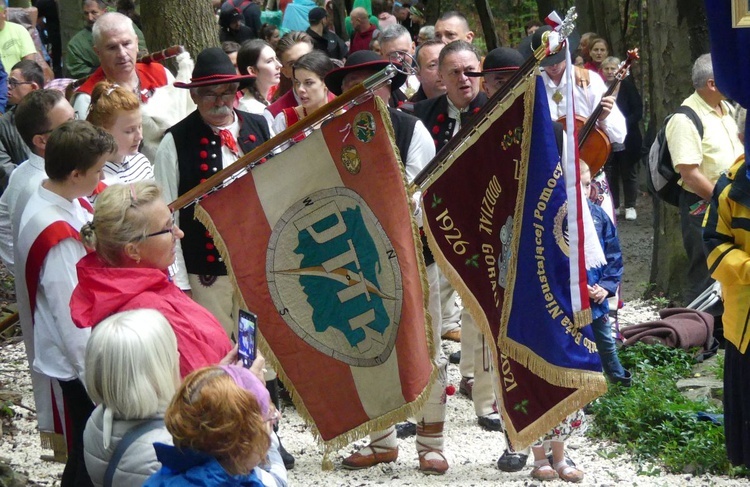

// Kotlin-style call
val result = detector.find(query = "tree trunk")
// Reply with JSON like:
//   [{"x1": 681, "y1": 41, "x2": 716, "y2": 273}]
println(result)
[
  {"x1": 59, "y1": 0, "x2": 82, "y2": 64},
  {"x1": 475, "y1": 0, "x2": 499, "y2": 51},
  {"x1": 537, "y1": 0, "x2": 568, "y2": 22},
  {"x1": 425, "y1": 0, "x2": 440, "y2": 26},
  {"x1": 647, "y1": 0, "x2": 709, "y2": 302},
  {"x1": 575, "y1": 0, "x2": 624, "y2": 56},
  {"x1": 140, "y1": 0, "x2": 218, "y2": 60},
  {"x1": 333, "y1": 0, "x2": 348, "y2": 42}
]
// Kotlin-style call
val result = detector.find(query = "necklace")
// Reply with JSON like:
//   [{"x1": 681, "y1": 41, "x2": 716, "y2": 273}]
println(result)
[{"x1": 302, "y1": 106, "x2": 308, "y2": 117}]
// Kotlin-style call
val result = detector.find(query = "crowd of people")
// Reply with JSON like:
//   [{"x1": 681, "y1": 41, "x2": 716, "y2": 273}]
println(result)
[{"x1": 0, "y1": 0, "x2": 747, "y2": 485}]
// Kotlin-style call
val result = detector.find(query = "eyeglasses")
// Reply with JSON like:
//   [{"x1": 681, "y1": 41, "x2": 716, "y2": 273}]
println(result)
[
  {"x1": 197, "y1": 91, "x2": 236, "y2": 103},
  {"x1": 145, "y1": 214, "x2": 177, "y2": 238},
  {"x1": 8, "y1": 79, "x2": 33, "y2": 88}
]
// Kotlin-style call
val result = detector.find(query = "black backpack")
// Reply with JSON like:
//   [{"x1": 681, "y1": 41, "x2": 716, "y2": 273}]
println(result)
[{"x1": 646, "y1": 106, "x2": 703, "y2": 206}]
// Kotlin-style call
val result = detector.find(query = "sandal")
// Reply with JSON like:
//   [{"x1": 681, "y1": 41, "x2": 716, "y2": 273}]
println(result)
[
  {"x1": 555, "y1": 461, "x2": 584, "y2": 483},
  {"x1": 342, "y1": 431, "x2": 398, "y2": 470},
  {"x1": 530, "y1": 464, "x2": 558, "y2": 481}
]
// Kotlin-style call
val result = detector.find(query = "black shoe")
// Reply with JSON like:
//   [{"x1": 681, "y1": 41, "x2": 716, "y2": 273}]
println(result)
[
  {"x1": 607, "y1": 369, "x2": 633, "y2": 388},
  {"x1": 477, "y1": 413, "x2": 502, "y2": 432},
  {"x1": 395, "y1": 421, "x2": 417, "y2": 439},
  {"x1": 278, "y1": 438, "x2": 295, "y2": 470},
  {"x1": 496, "y1": 450, "x2": 527, "y2": 472},
  {"x1": 449, "y1": 351, "x2": 461, "y2": 364}
]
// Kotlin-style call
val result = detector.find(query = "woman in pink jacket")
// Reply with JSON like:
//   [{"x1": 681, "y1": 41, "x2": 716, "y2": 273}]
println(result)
[{"x1": 70, "y1": 181, "x2": 234, "y2": 378}]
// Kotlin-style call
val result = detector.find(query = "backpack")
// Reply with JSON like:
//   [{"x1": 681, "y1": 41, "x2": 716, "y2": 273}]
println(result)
[{"x1": 646, "y1": 106, "x2": 703, "y2": 206}]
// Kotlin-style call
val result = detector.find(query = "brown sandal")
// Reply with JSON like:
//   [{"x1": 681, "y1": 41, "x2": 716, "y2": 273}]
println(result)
[
  {"x1": 342, "y1": 431, "x2": 398, "y2": 470},
  {"x1": 555, "y1": 462, "x2": 584, "y2": 483},
  {"x1": 416, "y1": 421, "x2": 448, "y2": 475},
  {"x1": 530, "y1": 464, "x2": 558, "y2": 481}
]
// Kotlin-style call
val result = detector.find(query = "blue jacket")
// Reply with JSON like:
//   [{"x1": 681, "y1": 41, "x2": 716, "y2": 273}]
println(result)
[
  {"x1": 586, "y1": 202, "x2": 623, "y2": 320},
  {"x1": 144, "y1": 443, "x2": 265, "y2": 487}
]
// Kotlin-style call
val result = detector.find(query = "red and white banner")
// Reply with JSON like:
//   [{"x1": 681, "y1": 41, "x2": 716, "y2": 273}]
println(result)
[{"x1": 196, "y1": 97, "x2": 435, "y2": 461}]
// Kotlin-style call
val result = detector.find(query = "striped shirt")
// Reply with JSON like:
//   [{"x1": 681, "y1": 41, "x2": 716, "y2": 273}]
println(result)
[{"x1": 103, "y1": 152, "x2": 155, "y2": 184}]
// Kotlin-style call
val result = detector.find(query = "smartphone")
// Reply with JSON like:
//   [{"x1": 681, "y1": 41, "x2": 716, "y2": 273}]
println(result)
[{"x1": 237, "y1": 309, "x2": 258, "y2": 368}]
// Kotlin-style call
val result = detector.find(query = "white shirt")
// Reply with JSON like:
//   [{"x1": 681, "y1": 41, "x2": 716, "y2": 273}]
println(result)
[
  {"x1": 154, "y1": 113, "x2": 243, "y2": 290},
  {"x1": 540, "y1": 67, "x2": 627, "y2": 145},
  {"x1": 17, "y1": 183, "x2": 91, "y2": 381},
  {"x1": 0, "y1": 153, "x2": 46, "y2": 274},
  {"x1": 103, "y1": 152, "x2": 155, "y2": 184}
]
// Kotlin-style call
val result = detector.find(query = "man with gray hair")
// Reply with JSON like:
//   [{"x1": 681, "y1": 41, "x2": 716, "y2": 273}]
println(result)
[
  {"x1": 379, "y1": 24, "x2": 420, "y2": 100},
  {"x1": 71, "y1": 12, "x2": 164, "y2": 120},
  {"x1": 65, "y1": 0, "x2": 147, "y2": 79},
  {"x1": 666, "y1": 53, "x2": 743, "y2": 303}
]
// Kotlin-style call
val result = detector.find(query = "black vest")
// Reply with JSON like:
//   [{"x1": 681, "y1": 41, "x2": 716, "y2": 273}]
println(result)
[
  {"x1": 388, "y1": 107, "x2": 417, "y2": 167},
  {"x1": 410, "y1": 93, "x2": 488, "y2": 152},
  {"x1": 170, "y1": 110, "x2": 270, "y2": 276}
]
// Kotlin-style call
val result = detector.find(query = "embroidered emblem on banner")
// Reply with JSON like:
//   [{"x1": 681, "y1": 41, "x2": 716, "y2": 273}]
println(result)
[
  {"x1": 341, "y1": 146, "x2": 361, "y2": 175},
  {"x1": 354, "y1": 112, "x2": 376, "y2": 143},
  {"x1": 266, "y1": 187, "x2": 403, "y2": 366}
]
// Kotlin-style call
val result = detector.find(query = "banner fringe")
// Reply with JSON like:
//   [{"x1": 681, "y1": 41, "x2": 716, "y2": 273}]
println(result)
[
  {"x1": 195, "y1": 97, "x2": 438, "y2": 469},
  {"x1": 574, "y1": 307, "x2": 593, "y2": 328},
  {"x1": 501, "y1": 381, "x2": 607, "y2": 451},
  {"x1": 39, "y1": 431, "x2": 67, "y2": 462}
]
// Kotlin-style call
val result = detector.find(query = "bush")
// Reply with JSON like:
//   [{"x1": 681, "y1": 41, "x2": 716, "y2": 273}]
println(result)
[{"x1": 588, "y1": 343, "x2": 738, "y2": 475}]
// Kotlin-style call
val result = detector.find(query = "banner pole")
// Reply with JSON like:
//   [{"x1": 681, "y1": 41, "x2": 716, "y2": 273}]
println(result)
[{"x1": 169, "y1": 66, "x2": 398, "y2": 212}]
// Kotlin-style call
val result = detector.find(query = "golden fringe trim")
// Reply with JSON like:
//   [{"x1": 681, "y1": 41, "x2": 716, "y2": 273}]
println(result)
[
  {"x1": 574, "y1": 307, "x2": 593, "y2": 329},
  {"x1": 423, "y1": 80, "x2": 533, "y2": 387},
  {"x1": 40, "y1": 431, "x2": 67, "y2": 462},
  {"x1": 195, "y1": 99, "x2": 437, "y2": 470},
  {"x1": 502, "y1": 380, "x2": 607, "y2": 451}
]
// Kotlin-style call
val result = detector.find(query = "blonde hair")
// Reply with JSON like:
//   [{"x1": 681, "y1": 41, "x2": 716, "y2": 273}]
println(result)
[
  {"x1": 80, "y1": 181, "x2": 163, "y2": 265},
  {"x1": 85, "y1": 309, "x2": 180, "y2": 419},
  {"x1": 87, "y1": 81, "x2": 141, "y2": 129},
  {"x1": 166, "y1": 366, "x2": 270, "y2": 475}
]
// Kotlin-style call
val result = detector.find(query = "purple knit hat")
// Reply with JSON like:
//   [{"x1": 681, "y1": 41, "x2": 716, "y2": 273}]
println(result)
[{"x1": 219, "y1": 365, "x2": 271, "y2": 418}]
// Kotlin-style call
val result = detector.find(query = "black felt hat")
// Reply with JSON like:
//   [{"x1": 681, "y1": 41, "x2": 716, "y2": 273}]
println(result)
[
  {"x1": 466, "y1": 47, "x2": 525, "y2": 77},
  {"x1": 517, "y1": 25, "x2": 580, "y2": 67},
  {"x1": 174, "y1": 47, "x2": 255, "y2": 89},
  {"x1": 324, "y1": 50, "x2": 407, "y2": 95}
]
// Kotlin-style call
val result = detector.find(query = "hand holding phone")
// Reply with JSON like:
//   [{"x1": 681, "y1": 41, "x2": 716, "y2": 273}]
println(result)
[{"x1": 237, "y1": 309, "x2": 258, "y2": 369}]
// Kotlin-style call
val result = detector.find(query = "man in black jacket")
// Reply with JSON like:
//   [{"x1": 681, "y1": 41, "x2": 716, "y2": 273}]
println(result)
[{"x1": 306, "y1": 7, "x2": 347, "y2": 61}]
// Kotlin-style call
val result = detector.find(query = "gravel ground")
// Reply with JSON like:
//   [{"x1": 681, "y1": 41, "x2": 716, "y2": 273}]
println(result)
[
  {"x1": 2, "y1": 190, "x2": 745, "y2": 486},
  {"x1": 0, "y1": 301, "x2": 746, "y2": 486}
]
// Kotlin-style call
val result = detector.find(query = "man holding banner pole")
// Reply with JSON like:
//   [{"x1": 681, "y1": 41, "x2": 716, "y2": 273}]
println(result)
[{"x1": 323, "y1": 51, "x2": 451, "y2": 475}]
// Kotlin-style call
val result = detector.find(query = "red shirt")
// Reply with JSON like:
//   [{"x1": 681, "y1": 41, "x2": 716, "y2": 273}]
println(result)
[{"x1": 350, "y1": 24, "x2": 377, "y2": 54}]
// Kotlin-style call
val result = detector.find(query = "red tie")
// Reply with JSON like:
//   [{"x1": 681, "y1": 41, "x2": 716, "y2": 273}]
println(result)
[{"x1": 218, "y1": 129, "x2": 239, "y2": 157}]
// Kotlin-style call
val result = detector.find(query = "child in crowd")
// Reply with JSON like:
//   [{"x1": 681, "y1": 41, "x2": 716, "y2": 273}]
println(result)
[
  {"x1": 580, "y1": 160, "x2": 631, "y2": 387},
  {"x1": 15, "y1": 120, "x2": 117, "y2": 487},
  {"x1": 87, "y1": 81, "x2": 154, "y2": 184},
  {"x1": 529, "y1": 161, "x2": 629, "y2": 483},
  {"x1": 146, "y1": 364, "x2": 287, "y2": 487}
]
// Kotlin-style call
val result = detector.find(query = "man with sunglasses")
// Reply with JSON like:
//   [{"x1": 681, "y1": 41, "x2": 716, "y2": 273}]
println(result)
[{"x1": 155, "y1": 47, "x2": 270, "y2": 340}]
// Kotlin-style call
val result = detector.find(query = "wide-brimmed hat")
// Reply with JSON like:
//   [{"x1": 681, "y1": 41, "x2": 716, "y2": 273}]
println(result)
[
  {"x1": 174, "y1": 47, "x2": 255, "y2": 89},
  {"x1": 466, "y1": 47, "x2": 525, "y2": 77},
  {"x1": 324, "y1": 50, "x2": 406, "y2": 95},
  {"x1": 517, "y1": 25, "x2": 580, "y2": 67}
]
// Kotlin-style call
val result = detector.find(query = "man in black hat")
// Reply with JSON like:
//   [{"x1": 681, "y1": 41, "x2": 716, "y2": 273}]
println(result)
[
  {"x1": 306, "y1": 6, "x2": 347, "y2": 61},
  {"x1": 325, "y1": 50, "x2": 453, "y2": 475},
  {"x1": 518, "y1": 25, "x2": 625, "y2": 154},
  {"x1": 154, "y1": 47, "x2": 269, "y2": 339}
]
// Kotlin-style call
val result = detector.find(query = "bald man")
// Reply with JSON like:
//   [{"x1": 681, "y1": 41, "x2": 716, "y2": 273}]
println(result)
[
  {"x1": 349, "y1": 7, "x2": 379, "y2": 54},
  {"x1": 434, "y1": 11, "x2": 474, "y2": 44}
]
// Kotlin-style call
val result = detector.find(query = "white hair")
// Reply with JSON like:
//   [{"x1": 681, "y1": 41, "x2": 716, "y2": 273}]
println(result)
[
  {"x1": 691, "y1": 53, "x2": 713, "y2": 90},
  {"x1": 85, "y1": 309, "x2": 180, "y2": 420},
  {"x1": 380, "y1": 24, "x2": 411, "y2": 46},
  {"x1": 92, "y1": 12, "x2": 137, "y2": 47}
]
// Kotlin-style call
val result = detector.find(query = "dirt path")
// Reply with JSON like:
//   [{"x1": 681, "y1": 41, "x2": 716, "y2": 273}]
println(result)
[{"x1": 615, "y1": 188, "x2": 654, "y2": 302}]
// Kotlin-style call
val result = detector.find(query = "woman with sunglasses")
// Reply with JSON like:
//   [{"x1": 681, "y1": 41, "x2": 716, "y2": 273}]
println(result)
[{"x1": 70, "y1": 181, "x2": 235, "y2": 378}]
